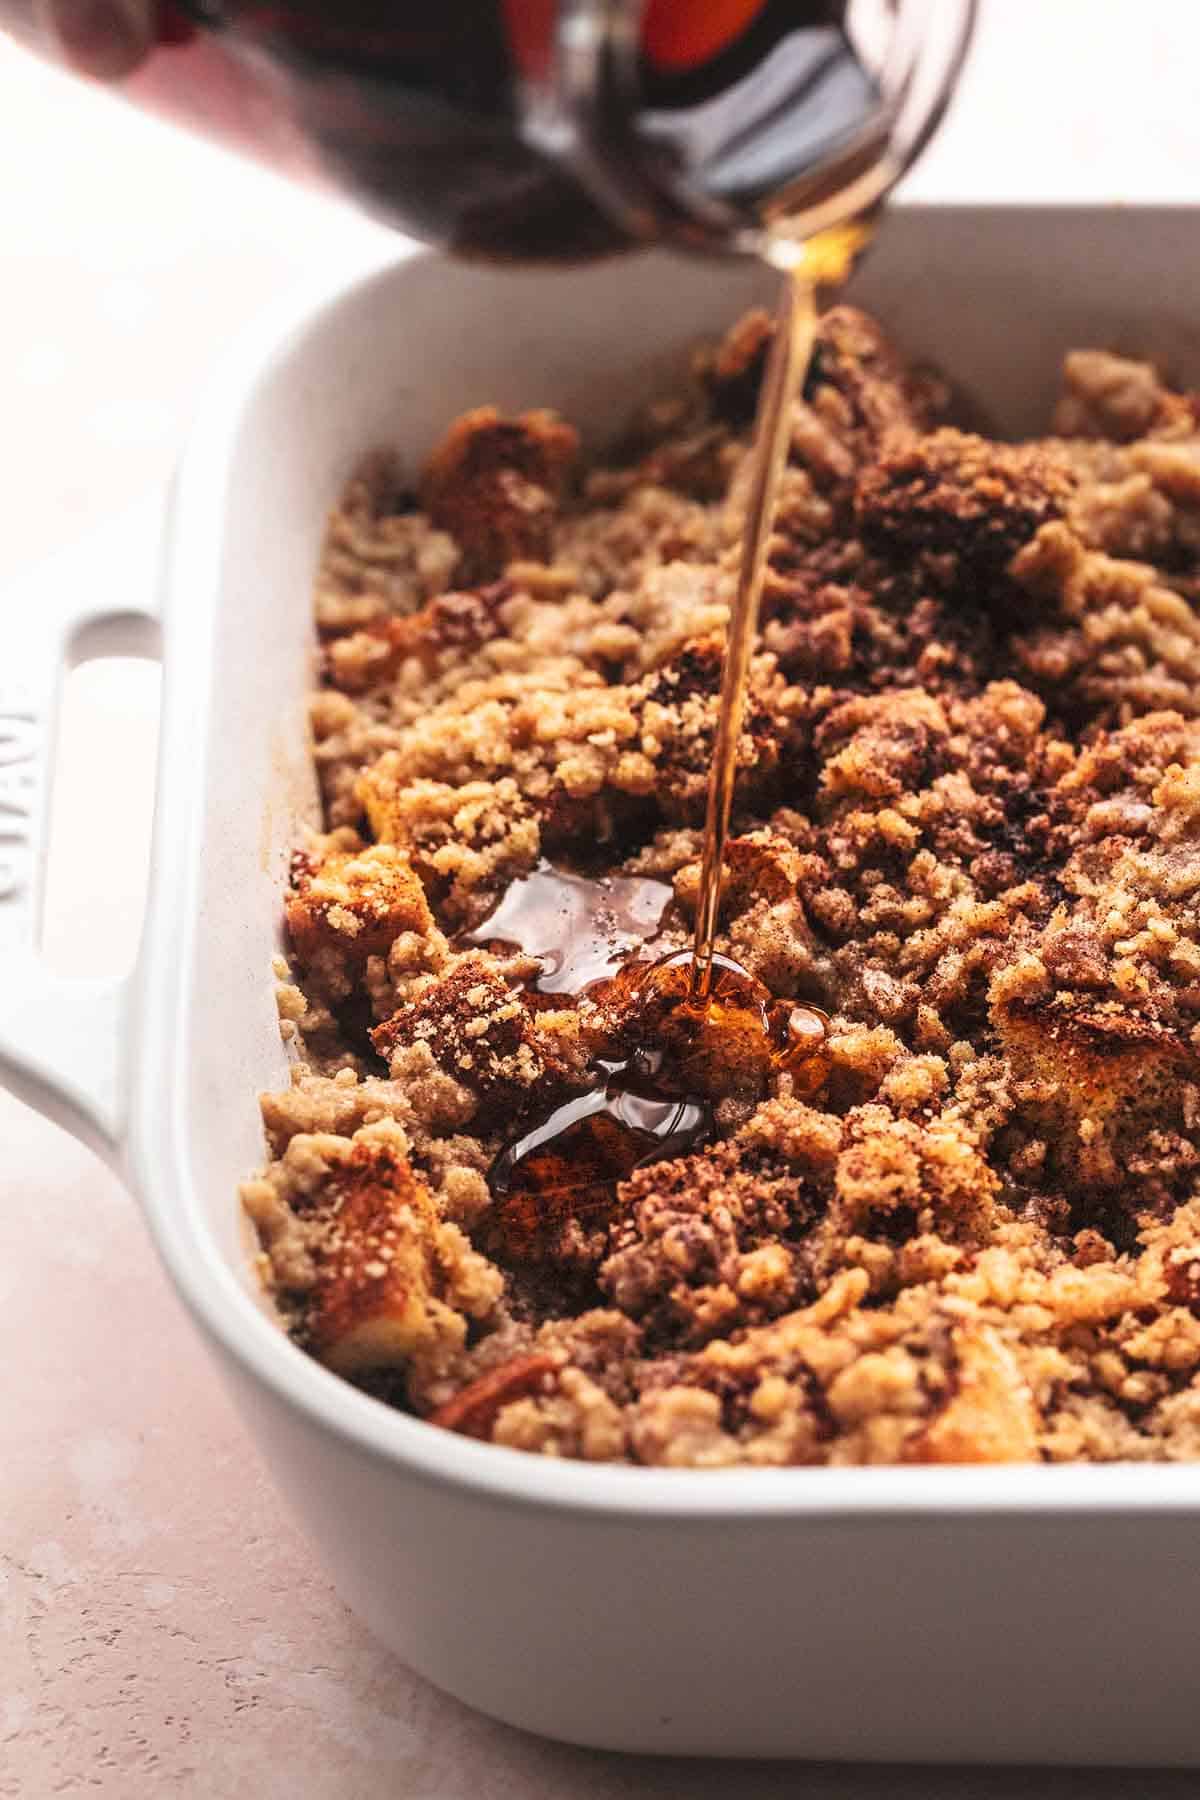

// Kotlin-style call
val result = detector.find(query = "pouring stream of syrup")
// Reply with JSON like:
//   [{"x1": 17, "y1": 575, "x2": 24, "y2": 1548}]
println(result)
[
  {"x1": 476, "y1": 227, "x2": 868, "y2": 1245},
  {"x1": 689, "y1": 223, "x2": 867, "y2": 1001}
]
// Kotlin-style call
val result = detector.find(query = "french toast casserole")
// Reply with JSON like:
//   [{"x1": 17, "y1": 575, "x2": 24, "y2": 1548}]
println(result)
[{"x1": 241, "y1": 302, "x2": 1200, "y2": 1467}]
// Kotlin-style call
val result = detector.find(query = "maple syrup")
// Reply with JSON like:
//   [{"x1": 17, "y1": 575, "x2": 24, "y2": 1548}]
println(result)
[
  {"x1": 689, "y1": 222, "x2": 868, "y2": 1001},
  {"x1": 487, "y1": 1070, "x2": 712, "y2": 1266},
  {"x1": 615, "y1": 950, "x2": 829, "y2": 1098},
  {"x1": 483, "y1": 228, "x2": 871, "y2": 1248},
  {"x1": 485, "y1": 946, "x2": 829, "y2": 1266},
  {"x1": 464, "y1": 860, "x2": 672, "y2": 995}
]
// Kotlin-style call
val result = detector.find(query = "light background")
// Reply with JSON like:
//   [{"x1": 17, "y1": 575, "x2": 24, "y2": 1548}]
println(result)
[{"x1": 3, "y1": 5, "x2": 1200, "y2": 1793}]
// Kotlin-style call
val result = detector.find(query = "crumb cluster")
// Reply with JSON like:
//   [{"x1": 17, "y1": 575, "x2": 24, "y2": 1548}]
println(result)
[{"x1": 241, "y1": 303, "x2": 1200, "y2": 1466}]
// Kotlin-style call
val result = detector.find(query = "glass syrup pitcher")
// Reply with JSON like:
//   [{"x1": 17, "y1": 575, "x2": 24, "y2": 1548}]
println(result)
[{"x1": 3, "y1": 1, "x2": 976, "y2": 261}]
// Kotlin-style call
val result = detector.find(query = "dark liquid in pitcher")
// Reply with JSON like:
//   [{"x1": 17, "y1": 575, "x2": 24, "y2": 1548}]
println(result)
[{"x1": 170, "y1": 0, "x2": 882, "y2": 259}]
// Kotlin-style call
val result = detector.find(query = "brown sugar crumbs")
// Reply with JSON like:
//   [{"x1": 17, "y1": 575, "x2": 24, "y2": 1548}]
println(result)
[{"x1": 241, "y1": 303, "x2": 1200, "y2": 1467}]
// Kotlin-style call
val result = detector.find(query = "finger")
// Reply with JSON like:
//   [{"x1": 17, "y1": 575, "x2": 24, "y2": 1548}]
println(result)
[{"x1": 39, "y1": 0, "x2": 155, "y2": 80}]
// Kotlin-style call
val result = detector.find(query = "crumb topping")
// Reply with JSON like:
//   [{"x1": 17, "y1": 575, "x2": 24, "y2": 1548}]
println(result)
[{"x1": 242, "y1": 304, "x2": 1200, "y2": 1466}]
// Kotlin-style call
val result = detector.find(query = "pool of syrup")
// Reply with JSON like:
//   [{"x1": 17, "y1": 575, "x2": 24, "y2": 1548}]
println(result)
[{"x1": 464, "y1": 860, "x2": 671, "y2": 995}]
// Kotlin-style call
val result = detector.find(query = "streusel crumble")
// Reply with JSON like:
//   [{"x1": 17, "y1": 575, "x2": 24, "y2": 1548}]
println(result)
[{"x1": 241, "y1": 305, "x2": 1200, "y2": 1466}]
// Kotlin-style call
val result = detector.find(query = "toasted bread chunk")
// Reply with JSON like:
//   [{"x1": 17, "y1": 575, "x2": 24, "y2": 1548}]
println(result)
[
  {"x1": 302, "y1": 1138, "x2": 500, "y2": 1375},
  {"x1": 421, "y1": 406, "x2": 579, "y2": 579},
  {"x1": 372, "y1": 955, "x2": 576, "y2": 1124},
  {"x1": 286, "y1": 842, "x2": 433, "y2": 970},
  {"x1": 993, "y1": 976, "x2": 1194, "y2": 1189},
  {"x1": 356, "y1": 770, "x2": 540, "y2": 926}
]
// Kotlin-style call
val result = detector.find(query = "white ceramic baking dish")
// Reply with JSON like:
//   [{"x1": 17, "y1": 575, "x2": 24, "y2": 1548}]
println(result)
[{"x1": 6, "y1": 205, "x2": 1200, "y2": 1765}]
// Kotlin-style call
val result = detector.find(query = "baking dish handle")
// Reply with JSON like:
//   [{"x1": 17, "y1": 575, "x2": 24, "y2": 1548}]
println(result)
[{"x1": 0, "y1": 496, "x2": 163, "y2": 1172}]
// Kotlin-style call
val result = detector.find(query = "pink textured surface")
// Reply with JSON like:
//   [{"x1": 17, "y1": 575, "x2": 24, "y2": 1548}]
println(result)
[{"x1": 4, "y1": 8, "x2": 1200, "y2": 1793}]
